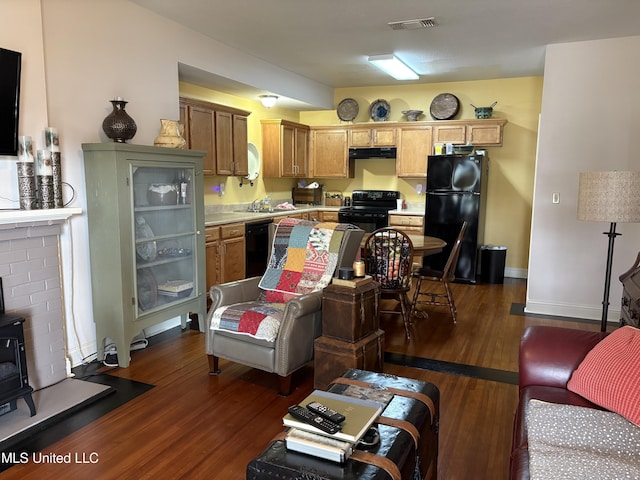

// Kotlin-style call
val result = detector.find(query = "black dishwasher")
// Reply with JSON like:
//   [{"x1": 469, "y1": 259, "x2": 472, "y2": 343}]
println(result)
[{"x1": 245, "y1": 219, "x2": 273, "y2": 278}]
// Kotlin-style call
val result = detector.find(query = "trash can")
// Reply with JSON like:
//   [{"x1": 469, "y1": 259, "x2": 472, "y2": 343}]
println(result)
[{"x1": 480, "y1": 245, "x2": 507, "y2": 284}]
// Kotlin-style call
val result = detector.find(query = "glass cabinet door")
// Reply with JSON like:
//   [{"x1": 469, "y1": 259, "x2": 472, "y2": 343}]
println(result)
[{"x1": 131, "y1": 164, "x2": 196, "y2": 317}]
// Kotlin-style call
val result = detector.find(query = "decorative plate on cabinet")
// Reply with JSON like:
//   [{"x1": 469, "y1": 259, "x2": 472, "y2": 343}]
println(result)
[
  {"x1": 135, "y1": 215, "x2": 157, "y2": 262},
  {"x1": 137, "y1": 268, "x2": 157, "y2": 311},
  {"x1": 337, "y1": 98, "x2": 359, "y2": 121},
  {"x1": 429, "y1": 93, "x2": 460, "y2": 120},
  {"x1": 246, "y1": 142, "x2": 260, "y2": 181},
  {"x1": 369, "y1": 99, "x2": 390, "y2": 122}
]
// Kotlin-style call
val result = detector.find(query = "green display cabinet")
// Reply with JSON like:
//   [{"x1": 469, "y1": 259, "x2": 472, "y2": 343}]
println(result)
[{"x1": 82, "y1": 143, "x2": 206, "y2": 367}]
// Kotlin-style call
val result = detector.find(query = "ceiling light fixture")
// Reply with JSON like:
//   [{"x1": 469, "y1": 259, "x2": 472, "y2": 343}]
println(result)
[
  {"x1": 259, "y1": 95, "x2": 278, "y2": 108},
  {"x1": 368, "y1": 54, "x2": 419, "y2": 81}
]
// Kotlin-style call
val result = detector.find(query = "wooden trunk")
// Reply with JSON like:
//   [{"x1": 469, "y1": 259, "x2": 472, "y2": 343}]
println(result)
[
  {"x1": 313, "y1": 330, "x2": 384, "y2": 391},
  {"x1": 247, "y1": 368, "x2": 440, "y2": 480},
  {"x1": 321, "y1": 281, "x2": 380, "y2": 342}
]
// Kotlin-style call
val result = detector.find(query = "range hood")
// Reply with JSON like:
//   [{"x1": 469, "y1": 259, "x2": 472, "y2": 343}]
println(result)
[{"x1": 348, "y1": 147, "x2": 397, "y2": 159}]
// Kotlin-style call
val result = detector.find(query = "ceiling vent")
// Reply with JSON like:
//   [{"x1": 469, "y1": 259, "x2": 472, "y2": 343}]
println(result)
[{"x1": 388, "y1": 17, "x2": 436, "y2": 30}]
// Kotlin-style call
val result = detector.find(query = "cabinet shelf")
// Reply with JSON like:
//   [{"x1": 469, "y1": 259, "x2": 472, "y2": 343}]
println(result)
[{"x1": 136, "y1": 253, "x2": 194, "y2": 269}]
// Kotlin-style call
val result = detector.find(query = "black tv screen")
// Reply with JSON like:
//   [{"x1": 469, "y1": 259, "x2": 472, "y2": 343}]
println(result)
[{"x1": 0, "y1": 48, "x2": 21, "y2": 156}]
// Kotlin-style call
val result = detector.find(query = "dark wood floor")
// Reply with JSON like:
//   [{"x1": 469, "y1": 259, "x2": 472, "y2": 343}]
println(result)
[{"x1": 2, "y1": 278, "x2": 602, "y2": 479}]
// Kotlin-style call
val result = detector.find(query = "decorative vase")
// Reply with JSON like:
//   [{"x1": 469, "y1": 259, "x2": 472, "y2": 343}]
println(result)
[
  {"x1": 153, "y1": 119, "x2": 186, "y2": 148},
  {"x1": 102, "y1": 99, "x2": 137, "y2": 143}
]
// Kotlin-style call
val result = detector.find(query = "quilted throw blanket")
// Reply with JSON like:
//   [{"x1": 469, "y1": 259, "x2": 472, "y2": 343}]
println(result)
[
  {"x1": 526, "y1": 399, "x2": 640, "y2": 479},
  {"x1": 210, "y1": 301, "x2": 285, "y2": 342},
  {"x1": 210, "y1": 218, "x2": 354, "y2": 341},
  {"x1": 258, "y1": 218, "x2": 354, "y2": 303}
]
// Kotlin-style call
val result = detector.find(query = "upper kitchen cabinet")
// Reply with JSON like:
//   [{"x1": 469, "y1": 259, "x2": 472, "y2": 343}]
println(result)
[
  {"x1": 310, "y1": 127, "x2": 354, "y2": 178},
  {"x1": 396, "y1": 125, "x2": 433, "y2": 178},
  {"x1": 348, "y1": 125, "x2": 397, "y2": 147},
  {"x1": 466, "y1": 119, "x2": 507, "y2": 146},
  {"x1": 261, "y1": 119, "x2": 309, "y2": 178},
  {"x1": 180, "y1": 97, "x2": 251, "y2": 176},
  {"x1": 433, "y1": 124, "x2": 467, "y2": 145}
]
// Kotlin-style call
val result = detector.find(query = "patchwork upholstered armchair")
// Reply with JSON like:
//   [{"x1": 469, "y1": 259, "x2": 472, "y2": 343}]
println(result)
[{"x1": 205, "y1": 218, "x2": 364, "y2": 395}]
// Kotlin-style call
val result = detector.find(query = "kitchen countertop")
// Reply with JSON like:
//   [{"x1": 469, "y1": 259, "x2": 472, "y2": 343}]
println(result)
[
  {"x1": 204, "y1": 206, "x2": 340, "y2": 226},
  {"x1": 388, "y1": 208, "x2": 425, "y2": 216}
]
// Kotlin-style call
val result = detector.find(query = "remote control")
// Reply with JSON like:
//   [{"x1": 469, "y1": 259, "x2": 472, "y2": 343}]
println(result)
[
  {"x1": 287, "y1": 405, "x2": 342, "y2": 434},
  {"x1": 306, "y1": 401, "x2": 346, "y2": 424}
]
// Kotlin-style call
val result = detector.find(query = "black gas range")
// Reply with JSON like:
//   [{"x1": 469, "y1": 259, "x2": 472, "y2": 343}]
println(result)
[{"x1": 338, "y1": 190, "x2": 401, "y2": 232}]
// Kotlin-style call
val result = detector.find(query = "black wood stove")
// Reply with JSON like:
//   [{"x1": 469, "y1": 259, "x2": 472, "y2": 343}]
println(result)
[{"x1": 0, "y1": 279, "x2": 35, "y2": 417}]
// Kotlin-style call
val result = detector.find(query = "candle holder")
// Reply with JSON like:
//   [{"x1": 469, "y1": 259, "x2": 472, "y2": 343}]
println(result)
[
  {"x1": 16, "y1": 161, "x2": 38, "y2": 210},
  {"x1": 51, "y1": 152, "x2": 63, "y2": 207},
  {"x1": 37, "y1": 175, "x2": 55, "y2": 209}
]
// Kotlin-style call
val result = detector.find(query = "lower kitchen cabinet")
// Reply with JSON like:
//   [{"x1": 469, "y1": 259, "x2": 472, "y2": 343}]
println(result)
[
  {"x1": 389, "y1": 213, "x2": 425, "y2": 234},
  {"x1": 205, "y1": 222, "x2": 246, "y2": 301}
]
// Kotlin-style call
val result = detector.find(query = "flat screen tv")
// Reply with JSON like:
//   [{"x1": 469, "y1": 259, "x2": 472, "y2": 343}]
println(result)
[{"x1": 0, "y1": 48, "x2": 22, "y2": 156}]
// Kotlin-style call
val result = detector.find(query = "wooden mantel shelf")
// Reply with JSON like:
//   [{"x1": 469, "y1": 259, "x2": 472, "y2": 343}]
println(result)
[{"x1": 0, "y1": 207, "x2": 82, "y2": 226}]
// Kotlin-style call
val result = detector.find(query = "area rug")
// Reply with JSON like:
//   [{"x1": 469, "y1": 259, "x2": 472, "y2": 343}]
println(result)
[{"x1": 0, "y1": 378, "x2": 113, "y2": 449}]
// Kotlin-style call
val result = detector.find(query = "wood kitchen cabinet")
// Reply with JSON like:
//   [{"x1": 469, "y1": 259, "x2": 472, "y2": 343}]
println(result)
[
  {"x1": 467, "y1": 119, "x2": 506, "y2": 146},
  {"x1": 180, "y1": 97, "x2": 250, "y2": 176},
  {"x1": 396, "y1": 125, "x2": 433, "y2": 178},
  {"x1": 220, "y1": 223, "x2": 246, "y2": 283},
  {"x1": 310, "y1": 127, "x2": 354, "y2": 178},
  {"x1": 433, "y1": 124, "x2": 467, "y2": 145},
  {"x1": 82, "y1": 143, "x2": 206, "y2": 367},
  {"x1": 319, "y1": 211, "x2": 339, "y2": 222},
  {"x1": 204, "y1": 222, "x2": 246, "y2": 303},
  {"x1": 261, "y1": 119, "x2": 309, "y2": 178},
  {"x1": 348, "y1": 126, "x2": 397, "y2": 147},
  {"x1": 205, "y1": 226, "x2": 221, "y2": 293},
  {"x1": 215, "y1": 111, "x2": 249, "y2": 176},
  {"x1": 388, "y1": 213, "x2": 424, "y2": 234}
]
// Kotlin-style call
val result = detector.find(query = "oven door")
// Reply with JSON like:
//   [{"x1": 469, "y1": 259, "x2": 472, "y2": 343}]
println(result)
[{"x1": 338, "y1": 209, "x2": 388, "y2": 233}]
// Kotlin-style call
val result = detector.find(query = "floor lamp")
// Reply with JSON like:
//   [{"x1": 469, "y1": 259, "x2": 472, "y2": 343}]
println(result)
[{"x1": 577, "y1": 171, "x2": 640, "y2": 332}]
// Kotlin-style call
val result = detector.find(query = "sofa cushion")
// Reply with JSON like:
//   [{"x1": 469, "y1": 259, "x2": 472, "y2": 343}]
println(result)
[
  {"x1": 526, "y1": 399, "x2": 640, "y2": 479},
  {"x1": 513, "y1": 386, "x2": 601, "y2": 452},
  {"x1": 567, "y1": 326, "x2": 640, "y2": 426}
]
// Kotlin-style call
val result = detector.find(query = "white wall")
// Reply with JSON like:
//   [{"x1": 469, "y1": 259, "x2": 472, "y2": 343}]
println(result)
[
  {"x1": 0, "y1": 0, "x2": 48, "y2": 207},
  {"x1": 527, "y1": 36, "x2": 640, "y2": 322}
]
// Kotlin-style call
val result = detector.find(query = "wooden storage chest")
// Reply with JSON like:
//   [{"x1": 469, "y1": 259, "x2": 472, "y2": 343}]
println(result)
[
  {"x1": 314, "y1": 330, "x2": 384, "y2": 390},
  {"x1": 321, "y1": 281, "x2": 380, "y2": 342},
  {"x1": 246, "y1": 368, "x2": 440, "y2": 480}
]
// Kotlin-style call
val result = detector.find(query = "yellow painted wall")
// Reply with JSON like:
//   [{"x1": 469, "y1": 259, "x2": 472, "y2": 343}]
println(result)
[
  {"x1": 301, "y1": 77, "x2": 543, "y2": 271},
  {"x1": 180, "y1": 77, "x2": 542, "y2": 270}
]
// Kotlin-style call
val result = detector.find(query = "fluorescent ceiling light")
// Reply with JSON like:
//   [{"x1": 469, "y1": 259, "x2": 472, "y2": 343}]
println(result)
[
  {"x1": 368, "y1": 54, "x2": 419, "y2": 80},
  {"x1": 259, "y1": 95, "x2": 278, "y2": 108}
]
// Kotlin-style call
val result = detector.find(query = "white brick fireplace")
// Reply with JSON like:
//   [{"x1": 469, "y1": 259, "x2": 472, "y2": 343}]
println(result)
[{"x1": 0, "y1": 209, "x2": 81, "y2": 391}]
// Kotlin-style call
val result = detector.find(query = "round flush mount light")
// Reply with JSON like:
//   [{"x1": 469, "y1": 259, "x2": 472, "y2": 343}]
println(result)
[{"x1": 259, "y1": 95, "x2": 278, "y2": 108}]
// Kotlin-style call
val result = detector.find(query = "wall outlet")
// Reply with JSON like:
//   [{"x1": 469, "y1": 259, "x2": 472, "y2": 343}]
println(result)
[{"x1": 552, "y1": 192, "x2": 560, "y2": 204}]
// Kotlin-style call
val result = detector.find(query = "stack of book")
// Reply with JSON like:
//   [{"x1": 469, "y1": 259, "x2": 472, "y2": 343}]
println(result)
[
  {"x1": 282, "y1": 388, "x2": 393, "y2": 463},
  {"x1": 157, "y1": 280, "x2": 193, "y2": 298}
]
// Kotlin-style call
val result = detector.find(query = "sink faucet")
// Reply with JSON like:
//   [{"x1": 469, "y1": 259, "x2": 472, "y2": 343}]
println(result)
[{"x1": 248, "y1": 199, "x2": 260, "y2": 212}]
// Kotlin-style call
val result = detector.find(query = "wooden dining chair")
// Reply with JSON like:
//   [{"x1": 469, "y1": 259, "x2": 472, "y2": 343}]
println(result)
[
  {"x1": 363, "y1": 227, "x2": 414, "y2": 340},
  {"x1": 410, "y1": 221, "x2": 468, "y2": 324}
]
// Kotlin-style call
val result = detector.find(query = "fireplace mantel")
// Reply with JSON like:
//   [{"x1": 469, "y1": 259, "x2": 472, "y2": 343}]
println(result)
[{"x1": 0, "y1": 207, "x2": 82, "y2": 226}]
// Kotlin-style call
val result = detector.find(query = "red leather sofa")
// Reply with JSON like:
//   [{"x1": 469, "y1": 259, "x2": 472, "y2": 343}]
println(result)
[{"x1": 509, "y1": 326, "x2": 609, "y2": 480}]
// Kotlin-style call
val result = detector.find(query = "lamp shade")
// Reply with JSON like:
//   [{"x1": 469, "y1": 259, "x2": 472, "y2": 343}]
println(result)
[{"x1": 577, "y1": 171, "x2": 640, "y2": 223}]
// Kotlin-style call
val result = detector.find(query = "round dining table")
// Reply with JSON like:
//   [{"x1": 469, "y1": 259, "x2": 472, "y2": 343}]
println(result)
[{"x1": 359, "y1": 233, "x2": 446, "y2": 256}]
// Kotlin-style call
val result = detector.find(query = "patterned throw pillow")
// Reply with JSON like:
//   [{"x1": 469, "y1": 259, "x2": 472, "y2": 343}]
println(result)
[{"x1": 567, "y1": 326, "x2": 640, "y2": 425}]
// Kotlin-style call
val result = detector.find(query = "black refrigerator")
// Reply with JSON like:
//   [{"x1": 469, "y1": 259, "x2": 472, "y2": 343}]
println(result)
[{"x1": 423, "y1": 153, "x2": 488, "y2": 283}]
